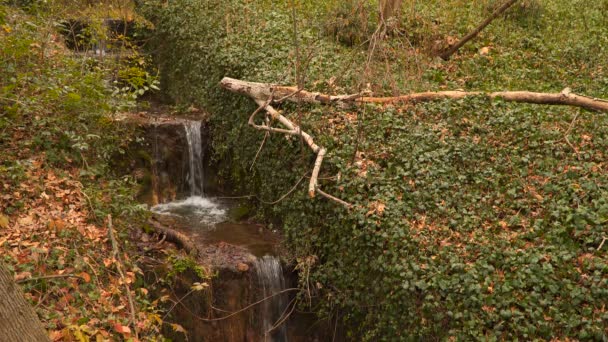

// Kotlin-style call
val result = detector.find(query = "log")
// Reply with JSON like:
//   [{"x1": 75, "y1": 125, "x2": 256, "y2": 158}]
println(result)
[
  {"x1": 220, "y1": 78, "x2": 608, "y2": 113},
  {"x1": 0, "y1": 263, "x2": 50, "y2": 342},
  {"x1": 148, "y1": 218, "x2": 200, "y2": 257}
]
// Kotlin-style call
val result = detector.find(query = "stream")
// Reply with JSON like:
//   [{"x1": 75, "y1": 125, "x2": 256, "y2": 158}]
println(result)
[{"x1": 148, "y1": 119, "x2": 291, "y2": 341}]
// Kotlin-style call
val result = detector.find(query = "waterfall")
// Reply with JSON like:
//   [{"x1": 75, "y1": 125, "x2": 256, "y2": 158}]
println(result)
[
  {"x1": 151, "y1": 120, "x2": 225, "y2": 224},
  {"x1": 254, "y1": 256, "x2": 289, "y2": 342},
  {"x1": 184, "y1": 121, "x2": 204, "y2": 196}
]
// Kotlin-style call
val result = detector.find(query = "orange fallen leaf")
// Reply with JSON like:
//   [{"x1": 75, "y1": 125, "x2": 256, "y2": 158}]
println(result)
[
  {"x1": 79, "y1": 272, "x2": 91, "y2": 283},
  {"x1": 113, "y1": 323, "x2": 131, "y2": 335}
]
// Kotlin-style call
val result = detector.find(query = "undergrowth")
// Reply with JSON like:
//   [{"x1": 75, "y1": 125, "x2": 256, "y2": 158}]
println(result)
[{"x1": 0, "y1": 3, "x2": 181, "y2": 340}]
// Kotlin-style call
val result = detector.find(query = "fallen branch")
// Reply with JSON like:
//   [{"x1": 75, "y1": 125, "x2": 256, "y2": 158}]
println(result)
[
  {"x1": 359, "y1": 89, "x2": 608, "y2": 113},
  {"x1": 439, "y1": 0, "x2": 519, "y2": 60},
  {"x1": 148, "y1": 218, "x2": 200, "y2": 257},
  {"x1": 221, "y1": 77, "x2": 608, "y2": 208},
  {"x1": 107, "y1": 215, "x2": 139, "y2": 340},
  {"x1": 16, "y1": 274, "x2": 84, "y2": 284},
  {"x1": 221, "y1": 78, "x2": 608, "y2": 113},
  {"x1": 221, "y1": 77, "x2": 351, "y2": 206}
]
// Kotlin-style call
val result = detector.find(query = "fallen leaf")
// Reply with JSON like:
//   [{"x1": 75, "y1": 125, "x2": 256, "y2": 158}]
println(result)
[
  {"x1": 79, "y1": 272, "x2": 91, "y2": 283},
  {"x1": 18, "y1": 216, "x2": 33, "y2": 225},
  {"x1": 236, "y1": 263, "x2": 249, "y2": 272},
  {"x1": 14, "y1": 271, "x2": 32, "y2": 281},
  {"x1": 0, "y1": 215, "x2": 9, "y2": 229},
  {"x1": 191, "y1": 282, "x2": 209, "y2": 291},
  {"x1": 113, "y1": 323, "x2": 131, "y2": 335},
  {"x1": 171, "y1": 323, "x2": 187, "y2": 334}
]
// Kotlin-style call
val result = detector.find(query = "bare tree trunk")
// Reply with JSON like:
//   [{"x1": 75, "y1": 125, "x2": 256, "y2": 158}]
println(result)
[
  {"x1": 0, "y1": 264, "x2": 50, "y2": 342},
  {"x1": 439, "y1": 0, "x2": 519, "y2": 60},
  {"x1": 380, "y1": 0, "x2": 403, "y2": 22}
]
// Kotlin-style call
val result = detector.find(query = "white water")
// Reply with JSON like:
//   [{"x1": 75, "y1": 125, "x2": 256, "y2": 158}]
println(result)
[
  {"x1": 150, "y1": 195, "x2": 226, "y2": 225},
  {"x1": 184, "y1": 121, "x2": 204, "y2": 196},
  {"x1": 151, "y1": 121, "x2": 225, "y2": 224},
  {"x1": 254, "y1": 256, "x2": 289, "y2": 342}
]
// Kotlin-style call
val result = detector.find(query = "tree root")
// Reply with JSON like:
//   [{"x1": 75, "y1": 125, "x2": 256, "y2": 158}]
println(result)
[{"x1": 148, "y1": 218, "x2": 200, "y2": 257}]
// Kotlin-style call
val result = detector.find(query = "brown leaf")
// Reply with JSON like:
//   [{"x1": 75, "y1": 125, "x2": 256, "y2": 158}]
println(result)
[
  {"x1": 171, "y1": 323, "x2": 187, "y2": 334},
  {"x1": 79, "y1": 272, "x2": 91, "y2": 283},
  {"x1": 14, "y1": 271, "x2": 32, "y2": 281},
  {"x1": 0, "y1": 215, "x2": 9, "y2": 229},
  {"x1": 113, "y1": 323, "x2": 131, "y2": 335},
  {"x1": 18, "y1": 216, "x2": 34, "y2": 225}
]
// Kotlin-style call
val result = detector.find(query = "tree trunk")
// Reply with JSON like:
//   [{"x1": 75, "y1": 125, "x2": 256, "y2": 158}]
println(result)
[
  {"x1": 380, "y1": 0, "x2": 402, "y2": 22},
  {"x1": 0, "y1": 264, "x2": 50, "y2": 342}
]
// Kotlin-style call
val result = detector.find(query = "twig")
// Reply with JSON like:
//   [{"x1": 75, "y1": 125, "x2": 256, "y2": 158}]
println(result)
[
  {"x1": 266, "y1": 296, "x2": 297, "y2": 334},
  {"x1": 316, "y1": 188, "x2": 353, "y2": 208},
  {"x1": 258, "y1": 171, "x2": 308, "y2": 205},
  {"x1": 562, "y1": 112, "x2": 581, "y2": 159},
  {"x1": 439, "y1": 0, "x2": 519, "y2": 60},
  {"x1": 107, "y1": 214, "x2": 139, "y2": 340},
  {"x1": 173, "y1": 288, "x2": 300, "y2": 322},
  {"x1": 598, "y1": 237, "x2": 607, "y2": 251},
  {"x1": 216, "y1": 171, "x2": 307, "y2": 205},
  {"x1": 250, "y1": 132, "x2": 269, "y2": 171},
  {"x1": 16, "y1": 274, "x2": 84, "y2": 284},
  {"x1": 163, "y1": 288, "x2": 196, "y2": 321}
]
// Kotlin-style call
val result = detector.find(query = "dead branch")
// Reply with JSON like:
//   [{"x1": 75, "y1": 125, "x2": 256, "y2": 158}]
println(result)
[
  {"x1": 221, "y1": 78, "x2": 608, "y2": 113},
  {"x1": 107, "y1": 214, "x2": 139, "y2": 340},
  {"x1": 221, "y1": 77, "x2": 353, "y2": 206},
  {"x1": 16, "y1": 274, "x2": 84, "y2": 284},
  {"x1": 148, "y1": 218, "x2": 200, "y2": 257},
  {"x1": 221, "y1": 76, "x2": 608, "y2": 208},
  {"x1": 439, "y1": 0, "x2": 519, "y2": 60}
]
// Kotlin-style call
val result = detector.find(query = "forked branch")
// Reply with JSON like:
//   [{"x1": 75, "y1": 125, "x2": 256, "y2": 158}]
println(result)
[{"x1": 220, "y1": 77, "x2": 608, "y2": 208}]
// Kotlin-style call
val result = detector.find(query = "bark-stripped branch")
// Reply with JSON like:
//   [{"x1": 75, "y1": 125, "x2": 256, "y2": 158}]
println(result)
[
  {"x1": 220, "y1": 77, "x2": 608, "y2": 208},
  {"x1": 221, "y1": 77, "x2": 352, "y2": 208},
  {"x1": 221, "y1": 78, "x2": 608, "y2": 113}
]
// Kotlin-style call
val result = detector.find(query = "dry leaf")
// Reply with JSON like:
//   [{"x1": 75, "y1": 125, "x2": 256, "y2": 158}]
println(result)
[
  {"x1": 79, "y1": 272, "x2": 91, "y2": 283},
  {"x1": 18, "y1": 216, "x2": 33, "y2": 225},
  {"x1": 0, "y1": 215, "x2": 9, "y2": 229},
  {"x1": 113, "y1": 323, "x2": 131, "y2": 335},
  {"x1": 171, "y1": 323, "x2": 187, "y2": 334},
  {"x1": 14, "y1": 271, "x2": 32, "y2": 281}
]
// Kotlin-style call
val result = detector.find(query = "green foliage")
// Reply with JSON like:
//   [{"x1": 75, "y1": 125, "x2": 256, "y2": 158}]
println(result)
[{"x1": 166, "y1": 254, "x2": 208, "y2": 281}]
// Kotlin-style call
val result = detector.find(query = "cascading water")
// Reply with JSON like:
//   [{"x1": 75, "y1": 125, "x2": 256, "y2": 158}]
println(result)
[
  {"x1": 148, "y1": 119, "x2": 299, "y2": 340},
  {"x1": 254, "y1": 256, "x2": 289, "y2": 342},
  {"x1": 151, "y1": 120, "x2": 225, "y2": 224},
  {"x1": 184, "y1": 120, "x2": 204, "y2": 196}
]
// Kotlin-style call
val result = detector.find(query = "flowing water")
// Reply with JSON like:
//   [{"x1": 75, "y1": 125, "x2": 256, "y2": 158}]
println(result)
[
  {"x1": 255, "y1": 256, "x2": 289, "y2": 341},
  {"x1": 184, "y1": 120, "x2": 204, "y2": 197},
  {"x1": 149, "y1": 120, "x2": 290, "y2": 341}
]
